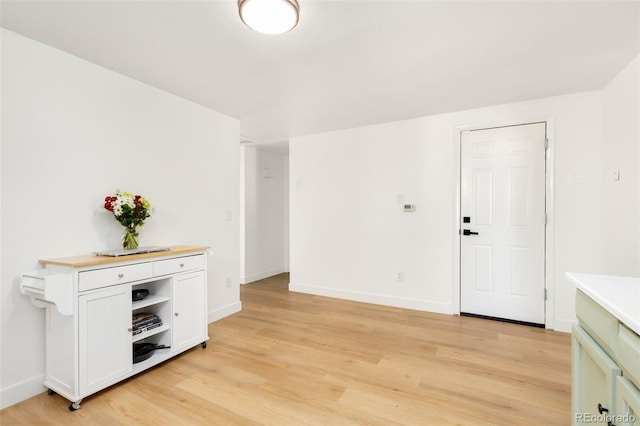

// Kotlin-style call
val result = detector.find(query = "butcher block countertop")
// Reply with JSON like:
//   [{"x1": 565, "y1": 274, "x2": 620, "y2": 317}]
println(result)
[
  {"x1": 39, "y1": 245, "x2": 209, "y2": 268},
  {"x1": 566, "y1": 272, "x2": 640, "y2": 335}
]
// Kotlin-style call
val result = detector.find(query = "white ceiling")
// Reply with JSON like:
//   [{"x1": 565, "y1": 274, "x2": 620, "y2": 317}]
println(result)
[{"x1": 2, "y1": 0, "x2": 639, "y2": 152}]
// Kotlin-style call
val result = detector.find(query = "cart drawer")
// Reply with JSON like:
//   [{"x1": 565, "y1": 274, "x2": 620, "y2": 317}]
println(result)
[
  {"x1": 153, "y1": 254, "x2": 204, "y2": 276},
  {"x1": 79, "y1": 262, "x2": 153, "y2": 291}
]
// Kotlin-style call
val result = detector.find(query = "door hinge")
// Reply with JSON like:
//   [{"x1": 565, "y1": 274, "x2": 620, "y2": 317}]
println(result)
[
  {"x1": 544, "y1": 289, "x2": 548, "y2": 301},
  {"x1": 544, "y1": 138, "x2": 549, "y2": 151},
  {"x1": 544, "y1": 213, "x2": 548, "y2": 225}
]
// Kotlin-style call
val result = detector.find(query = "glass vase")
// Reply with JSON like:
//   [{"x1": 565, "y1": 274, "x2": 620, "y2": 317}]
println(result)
[{"x1": 123, "y1": 226, "x2": 139, "y2": 250}]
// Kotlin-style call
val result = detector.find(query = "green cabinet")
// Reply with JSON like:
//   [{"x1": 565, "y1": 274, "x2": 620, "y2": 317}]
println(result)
[
  {"x1": 616, "y1": 377, "x2": 640, "y2": 425},
  {"x1": 573, "y1": 288, "x2": 640, "y2": 426},
  {"x1": 572, "y1": 324, "x2": 621, "y2": 425}
]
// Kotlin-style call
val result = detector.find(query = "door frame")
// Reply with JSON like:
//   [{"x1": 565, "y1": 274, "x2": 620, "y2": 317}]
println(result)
[{"x1": 452, "y1": 116, "x2": 556, "y2": 329}]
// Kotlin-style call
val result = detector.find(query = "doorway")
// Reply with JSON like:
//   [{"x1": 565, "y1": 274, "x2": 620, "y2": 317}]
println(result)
[{"x1": 459, "y1": 122, "x2": 547, "y2": 326}]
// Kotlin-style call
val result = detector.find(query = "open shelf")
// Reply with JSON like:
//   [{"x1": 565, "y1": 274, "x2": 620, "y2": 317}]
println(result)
[
  {"x1": 131, "y1": 278, "x2": 171, "y2": 347},
  {"x1": 131, "y1": 347, "x2": 173, "y2": 374},
  {"x1": 132, "y1": 294, "x2": 170, "y2": 311},
  {"x1": 131, "y1": 324, "x2": 170, "y2": 343}
]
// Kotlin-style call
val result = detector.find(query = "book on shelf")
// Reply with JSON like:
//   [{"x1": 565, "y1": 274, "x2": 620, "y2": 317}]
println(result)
[
  {"x1": 132, "y1": 312, "x2": 161, "y2": 329},
  {"x1": 133, "y1": 318, "x2": 162, "y2": 331},
  {"x1": 132, "y1": 321, "x2": 163, "y2": 335},
  {"x1": 132, "y1": 312, "x2": 156, "y2": 322},
  {"x1": 133, "y1": 317, "x2": 161, "y2": 329}
]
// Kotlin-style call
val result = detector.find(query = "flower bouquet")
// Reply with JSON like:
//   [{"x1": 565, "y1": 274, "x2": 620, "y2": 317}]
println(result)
[{"x1": 104, "y1": 190, "x2": 152, "y2": 249}]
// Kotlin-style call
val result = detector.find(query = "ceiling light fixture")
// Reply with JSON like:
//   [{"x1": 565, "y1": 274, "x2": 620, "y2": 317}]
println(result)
[{"x1": 238, "y1": 0, "x2": 300, "y2": 35}]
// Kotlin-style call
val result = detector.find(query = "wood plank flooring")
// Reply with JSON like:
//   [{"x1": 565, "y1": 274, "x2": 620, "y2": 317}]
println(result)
[{"x1": 1, "y1": 273, "x2": 571, "y2": 425}]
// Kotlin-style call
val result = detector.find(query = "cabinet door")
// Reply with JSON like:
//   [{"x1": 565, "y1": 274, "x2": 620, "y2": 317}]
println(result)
[
  {"x1": 172, "y1": 271, "x2": 207, "y2": 352},
  {"x1": 573, "y1": 324, "x2": 621, "y2": 425},
  {"x1": 79, "y1": 285, "x2": 132, "y2": 396},
  {"x1": 617, "y1": 376, "x2": 640, "y2": 425}
]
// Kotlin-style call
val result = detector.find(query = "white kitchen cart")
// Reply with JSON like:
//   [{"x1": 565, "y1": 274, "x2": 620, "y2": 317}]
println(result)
[{"x1": 20, "y1": 245, "x2": 210, "y2": 411}]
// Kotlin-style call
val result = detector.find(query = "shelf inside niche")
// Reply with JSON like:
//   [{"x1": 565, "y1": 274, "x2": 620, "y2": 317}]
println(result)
[
  {"x1": 132, "y1": 294, "x2": 170, "y2": 311},
  {"x1": 132, "y1": 348, "x2": 172, "y2": 374},
  {"x1": 132, "y1": 324, "x2": 170, "y2": 343}
]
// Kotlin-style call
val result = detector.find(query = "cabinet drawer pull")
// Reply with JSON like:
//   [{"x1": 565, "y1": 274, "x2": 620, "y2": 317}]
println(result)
[
  {"x1": 179, "y1": 263, "x2": 185, "y2": 268},
  {"x1": 597, "y1": 404, "x2": 615, "y2": 426},
  {"x1": 118, "y1": 273, "x2": 124, "y2": 278},
  {"x1": 174, "y1": 312, "x2": 179, "y2": 317},
  {"x1": 127, "y1": 328, "x2": 133, "y2": 332}
]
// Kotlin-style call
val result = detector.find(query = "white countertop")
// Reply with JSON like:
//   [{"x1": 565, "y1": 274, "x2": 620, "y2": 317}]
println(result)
[{"x1": 566, "y1": 272, "x2": 640, "y2": 335}]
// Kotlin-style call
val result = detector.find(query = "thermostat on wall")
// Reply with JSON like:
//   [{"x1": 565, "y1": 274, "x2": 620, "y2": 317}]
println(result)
[{"x1": 403, "y1": 204, "x2": 416, "y2": 212}]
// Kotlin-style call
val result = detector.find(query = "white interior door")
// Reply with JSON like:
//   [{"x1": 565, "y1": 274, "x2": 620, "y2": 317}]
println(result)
[{"x1": 460, "y1": 122, "x2": 546, "y2": 325}]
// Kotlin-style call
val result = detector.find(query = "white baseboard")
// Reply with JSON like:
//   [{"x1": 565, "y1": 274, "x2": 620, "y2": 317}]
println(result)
[
  {"x1": 553, "y1": 318, "x2": 576, "y2": 333},
  {"x1": 240, "y1": 267, "x2": 286, "y2": 285},
  {"x1": 289, "y1": 282, "x2": 453, "y2": 315},
  {"x1": 1, "y1": 374, "x2": 46, "y2": 410},
  {"x1": 208, "y1": 301, "x2": 242, "y2": 323}
]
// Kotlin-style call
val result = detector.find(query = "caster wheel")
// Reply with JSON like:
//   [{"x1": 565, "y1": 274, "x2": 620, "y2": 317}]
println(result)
[
  {"x1": 69, "y1": 402, "x2": 81, "y2": 411},
  {"x1": 201, "y1": 342, "x2": 207, "y2": 349},
  {"x1": 47, "y1": 389, "x2": 55, "y2": 396}
]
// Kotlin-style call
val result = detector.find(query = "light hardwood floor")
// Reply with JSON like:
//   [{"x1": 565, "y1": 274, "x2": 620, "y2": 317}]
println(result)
[{"x1": 1, "y1": 273, "x2": 571, "y2": 425}]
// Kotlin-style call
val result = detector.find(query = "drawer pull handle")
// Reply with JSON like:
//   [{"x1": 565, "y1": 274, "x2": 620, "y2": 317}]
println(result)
[
  {"x1": 179, "y1": 263, "x2": 185, "y2": 268},
  {"x1": 175, "y1": 312, "x2": 179, "y2": 317},
  {"x1": 127, "y1": 328, "x2": 133, "y2": 333},
  {"x1": 118, "y1": 273, "x2": 124, "y2": 278},
  {"x1": 597, "y1": 404, "x2": 615, "y2": 426}
]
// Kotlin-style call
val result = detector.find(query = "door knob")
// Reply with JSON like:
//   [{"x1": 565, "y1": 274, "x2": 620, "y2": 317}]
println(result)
[{"x1": 463, "y1": 229, "x2": 479, "y2": 236}]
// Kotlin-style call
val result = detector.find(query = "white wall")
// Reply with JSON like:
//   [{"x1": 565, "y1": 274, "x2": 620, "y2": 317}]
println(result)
[
  {"x1": 601, "y1": 56, "x2": 640, "y2": 276},
  {"x1": 241, "y1": 146, "x2": 288, "y2": 283},
  {"x1": 0, "y1": 30, "x2": 241, "y2": 408},
  {"x1": 290, "y1": 90, "x2": 605, "y2": 332}
]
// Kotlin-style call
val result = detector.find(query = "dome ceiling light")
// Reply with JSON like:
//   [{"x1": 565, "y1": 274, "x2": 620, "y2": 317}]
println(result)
[{"x1": 238, "y1": 0, "x2": 300, "y2": 35}]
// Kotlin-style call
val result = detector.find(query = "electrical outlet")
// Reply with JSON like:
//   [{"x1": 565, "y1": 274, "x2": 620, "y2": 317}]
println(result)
[
  {"x1": 226, "y1": 275, "x2": 232, "y2": 287},
  {"x1": 396, "y1": 272, "x2": 404, "y2": 282}
]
